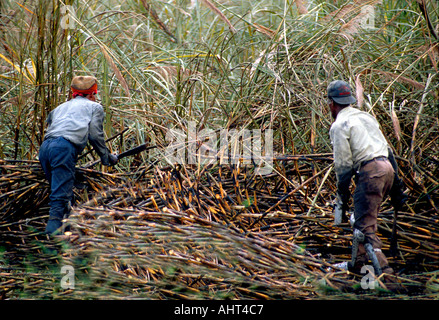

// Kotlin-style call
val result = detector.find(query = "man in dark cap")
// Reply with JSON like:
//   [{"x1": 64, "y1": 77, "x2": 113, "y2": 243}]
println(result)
[
  {"x1": 327, "y1": 80, "x2": 396, "y2": 278},
  {"x1": 39, "y1": 76, "x2": 118, "y2": 235}
]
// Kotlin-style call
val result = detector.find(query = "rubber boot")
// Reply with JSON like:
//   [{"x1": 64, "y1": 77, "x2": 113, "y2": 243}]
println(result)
[
  {"x1": 45, "y1": 200, "x2": 69, "y2": 235},
  {"x1": 45, "y1": 218, "x2": 63, "y2": 235}
]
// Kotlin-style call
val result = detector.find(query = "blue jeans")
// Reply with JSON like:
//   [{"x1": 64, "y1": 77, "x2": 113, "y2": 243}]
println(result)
[{"x1": 39, "y1": 137, "x2": 78, "y2": 234}]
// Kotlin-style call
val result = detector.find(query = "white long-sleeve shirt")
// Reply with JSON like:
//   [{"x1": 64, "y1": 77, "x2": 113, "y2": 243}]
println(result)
[
  {"x1": 44, "y1": 96, "x2": 110, "y2": 164},
  {"x1": 329, "y1": 106, "x2": 389, "y2": 180}
]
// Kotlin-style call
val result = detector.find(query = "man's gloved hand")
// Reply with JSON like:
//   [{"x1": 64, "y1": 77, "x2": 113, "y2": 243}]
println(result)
[{"x1": 109, "y1": 153, "x2": 119, "y2": 166}]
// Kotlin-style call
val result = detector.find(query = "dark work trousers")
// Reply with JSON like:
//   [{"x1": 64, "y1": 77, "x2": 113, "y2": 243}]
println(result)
[
  {"x1": 353, "y1": 158, "x2": 394, "y2": 271},
  {"x1": 39, "y1": 137, "x2": 78, "y2": 234}
]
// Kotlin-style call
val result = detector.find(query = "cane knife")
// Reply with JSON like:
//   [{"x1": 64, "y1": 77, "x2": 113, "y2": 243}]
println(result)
[{"x1": 81, "y1": 144, "x2": 157, "y2": 169}]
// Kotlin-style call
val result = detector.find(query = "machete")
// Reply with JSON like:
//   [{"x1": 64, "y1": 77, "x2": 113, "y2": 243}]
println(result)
[
  {"x1": 117, "y1": 144, "x2": 157, "y2": 160},
  {"x1": 81, "y1": 144, "x2": 157, "y2": 169}
]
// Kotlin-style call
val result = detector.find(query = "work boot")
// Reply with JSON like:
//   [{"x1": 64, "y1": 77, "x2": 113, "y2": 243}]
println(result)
[
  {"x1": 45, "y1": 200, "x2": 70, "y2": 235},
  {"x1": 329, "y1": 253, "x2": 367, "y2": 274},
  {"x1": 45, "y1": 217, "x2": 63, "y2": 235},
  {"x1": 349, "y1": 253, "x2": 368, "y2": 274}
]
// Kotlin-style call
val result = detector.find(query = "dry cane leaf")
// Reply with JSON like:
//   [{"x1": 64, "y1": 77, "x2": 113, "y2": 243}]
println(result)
[
  {"x1": 391, "y1": 106, "x2": 401, "y2": 142},
  {"x1": 200, "y1": 0, "x2": 236, "y2": 33},
  {"x1": 101, "y1": 46, "x2": 131, "y2": 99},
  {"x1": 355, "y1": 74, "x2": 364, "y2": 109},
  {"x1": 141, "y1": 0, "x2": 177, "y2": 42},
  {"x1": 253, "y1": 23, "x2": 276, "y2": 38},
  {"x1": 295, "y1": 0, "x2": 308, "y2": 15},
  {"x1": 369, "y1": 68, "x2": 425, "y2": 90}
]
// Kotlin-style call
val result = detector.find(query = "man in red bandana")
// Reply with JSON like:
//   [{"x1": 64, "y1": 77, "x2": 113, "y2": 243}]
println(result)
[{"x1": 39, "y1": 76, "x2": 118, "y2": 235}]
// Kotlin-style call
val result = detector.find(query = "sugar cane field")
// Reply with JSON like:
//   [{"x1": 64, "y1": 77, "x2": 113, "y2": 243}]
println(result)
[{"x1": 0, "y1": 0, "x2": 438, "y2": 301}]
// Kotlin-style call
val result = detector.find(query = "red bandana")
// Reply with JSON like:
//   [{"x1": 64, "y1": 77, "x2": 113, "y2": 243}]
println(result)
[{"x1": 72, "y1": 83, "x2": 98, "y2": 98}]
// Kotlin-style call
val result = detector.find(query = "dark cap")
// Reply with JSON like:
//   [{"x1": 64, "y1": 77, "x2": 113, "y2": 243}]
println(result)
[{"x1": 327, "y1": 80, "x2": 356, "y2": 105}]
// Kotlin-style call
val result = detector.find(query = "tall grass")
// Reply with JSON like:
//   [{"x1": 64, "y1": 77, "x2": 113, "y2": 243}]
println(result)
[
  {"x1": 0, "y1": 0, "x2": 437, "y2": 182},
  {"x1": 0, "y1": 0, "x2": 438, "y2": 300}
]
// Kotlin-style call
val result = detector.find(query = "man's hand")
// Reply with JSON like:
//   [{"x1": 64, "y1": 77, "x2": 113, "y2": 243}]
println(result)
[{"x1": 109, "y1": 154, "x2": 119, "y2": 166}]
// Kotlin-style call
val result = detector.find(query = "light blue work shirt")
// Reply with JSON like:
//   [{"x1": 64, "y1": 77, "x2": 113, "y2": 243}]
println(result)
[{"x1": 44, "y1": 96, "x2": 110, "y2": 165}]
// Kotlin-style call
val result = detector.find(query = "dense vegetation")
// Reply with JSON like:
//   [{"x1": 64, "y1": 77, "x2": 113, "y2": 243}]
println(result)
[{"x1": 0, "y1": 0, "x2": 438, "y2": 300}]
